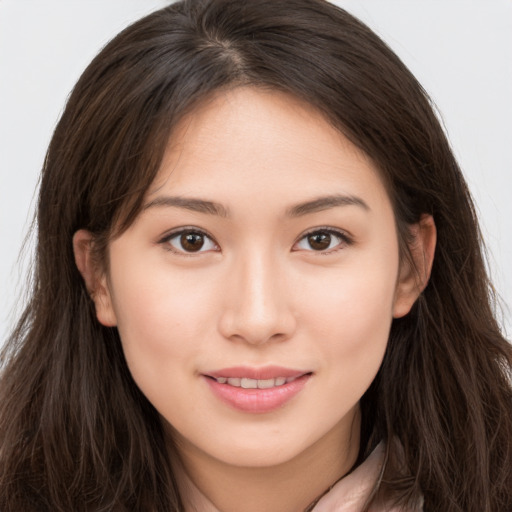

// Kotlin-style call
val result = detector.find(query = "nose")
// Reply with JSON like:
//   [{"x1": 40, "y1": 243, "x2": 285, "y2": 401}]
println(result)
[{"x1": 218, "y1": 249, "x2": 297, "y2": 346}]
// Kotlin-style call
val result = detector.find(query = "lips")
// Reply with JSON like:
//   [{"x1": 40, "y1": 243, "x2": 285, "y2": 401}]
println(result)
[
  {"x1": 212, "y1": 376, "x2": 298, "y2": 389},
  {"x1": 203, "y1": 366, "x2": 312, "y2": 413},
  {"x1": 206, "y1": 365, "x2": 307, "y2": 380}
]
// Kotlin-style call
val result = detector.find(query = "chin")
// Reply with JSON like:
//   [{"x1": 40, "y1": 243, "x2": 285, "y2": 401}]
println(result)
[{"x1": 212, "y1": 440, "x2": 307, "y2": 468}]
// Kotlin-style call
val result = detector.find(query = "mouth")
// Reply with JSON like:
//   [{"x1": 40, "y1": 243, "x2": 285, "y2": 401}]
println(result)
[
  {"x1": 205, "y1": 375, "x2": 304, "y2": 389},
  {"x1": 203, "y1": 366, "x2": 313, "y2": 413}
]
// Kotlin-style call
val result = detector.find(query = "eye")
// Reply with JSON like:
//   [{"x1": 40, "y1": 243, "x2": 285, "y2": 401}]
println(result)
[
  {"x1": 294, "y1": 229, "x2": 351, "y2": 253},
  {"x1": 162, "y1": 229, "x2": 218, "y2": 254}
]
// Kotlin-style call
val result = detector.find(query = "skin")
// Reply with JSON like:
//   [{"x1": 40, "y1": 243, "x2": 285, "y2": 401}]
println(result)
[{"x1": 74, "y1": 87, "x2": 436, "y2": 512}]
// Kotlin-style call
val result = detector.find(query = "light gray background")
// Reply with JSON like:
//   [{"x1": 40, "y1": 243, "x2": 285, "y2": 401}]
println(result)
[{"x1": 1, "y1": 1, "x2": 511, "y2": 344}]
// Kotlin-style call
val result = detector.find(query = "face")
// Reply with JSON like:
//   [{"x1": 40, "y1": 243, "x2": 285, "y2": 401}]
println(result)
[{"x1": 82, "y1": 87, "x2": 423, "y2": 471}]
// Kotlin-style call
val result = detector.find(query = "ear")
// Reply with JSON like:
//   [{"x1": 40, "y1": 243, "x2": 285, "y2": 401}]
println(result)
[
  {"x1": 393, "y1": 214, "x2": 437, "y2": 318},
  {"x1": 73, "y1": 229, "x2": 117, "y2": 327}
]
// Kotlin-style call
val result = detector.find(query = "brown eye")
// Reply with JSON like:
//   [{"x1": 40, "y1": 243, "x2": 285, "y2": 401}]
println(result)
[
  {"x1": 295, "y1": 229, "x2": 349, "y2": 253},
  {"x1": 307, "y1": 232, "x2": 332, "y2": 251},
  {"x1": 180, "y1": 232, "x2": 205, "y2": 252},
  {"x1": 165, "y1": 230, "x2": 217, "y2": 254}
]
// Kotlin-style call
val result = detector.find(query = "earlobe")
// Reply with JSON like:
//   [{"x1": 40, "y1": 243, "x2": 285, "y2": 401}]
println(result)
[
  {"x1": 72, "y1": 230, "x2": 117, "y2": 327},
  {"x1": 393, "y1": 214, "x2": 437, "y2": 318}
]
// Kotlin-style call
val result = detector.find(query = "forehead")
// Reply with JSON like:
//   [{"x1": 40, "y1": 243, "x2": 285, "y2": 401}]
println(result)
[{"x1": 147, "y1": 86, "x2": 391, "y2": 214}]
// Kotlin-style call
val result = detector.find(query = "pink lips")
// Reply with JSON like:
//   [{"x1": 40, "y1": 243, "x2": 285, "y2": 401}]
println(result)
[{"x1": 203, "y1": 366, "x2": 312, "y2": 413}]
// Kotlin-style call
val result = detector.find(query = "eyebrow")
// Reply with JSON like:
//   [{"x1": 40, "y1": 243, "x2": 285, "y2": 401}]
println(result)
[
  {"x1": 143, "y1": 196, "x2": 229, "y2": 217},
  {"x1": 143, "y1": 193, "x2": 369, "y2": 218},
  {"x1": 286, "y1": 194, "x2": 370, "y2": 217}
]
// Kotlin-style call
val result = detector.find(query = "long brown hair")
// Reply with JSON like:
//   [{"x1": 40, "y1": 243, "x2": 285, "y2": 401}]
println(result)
[{"x1": 1, "y1": 1, "x2": 511, "y2": 510}]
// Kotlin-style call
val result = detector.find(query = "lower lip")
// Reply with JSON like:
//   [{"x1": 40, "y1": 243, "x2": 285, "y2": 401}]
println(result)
[{"x1": 204, "y1": 374, "x2": 311, "y2": 413}]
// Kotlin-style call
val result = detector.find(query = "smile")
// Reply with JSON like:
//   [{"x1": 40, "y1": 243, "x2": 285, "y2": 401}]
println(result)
[
  {"x1": 212, "y1": 376, "x2": 298, "y2": 389},
  {"x1": 203, "y1": 367, "x2": 312, "y2": 413}
]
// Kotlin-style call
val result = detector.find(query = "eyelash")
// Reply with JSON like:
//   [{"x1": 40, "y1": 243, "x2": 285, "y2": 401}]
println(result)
[
  {"x1": 158, "y1": 226, "x2": 353, "y2": 256},
  {"x1": 158, "y1": 227, "x2": 219, "y2": 256},
  {"x1": 293, "y1": 227, "x2": 353, "y2": 254}
]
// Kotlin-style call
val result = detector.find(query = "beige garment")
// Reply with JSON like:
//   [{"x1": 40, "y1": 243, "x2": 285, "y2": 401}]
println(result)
[
  {"x1": 177, "y1": 443, "x2": 423, "y2": 512},
  {"x1": 312, "y1": 443, "x2": 423, "y2": 511}
]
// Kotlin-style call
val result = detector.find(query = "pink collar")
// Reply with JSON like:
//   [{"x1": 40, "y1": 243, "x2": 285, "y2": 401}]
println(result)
[
  {"x1": 313, "y1": 443, "x2": 423, "y2": 511},
  {"x1": 312, "y1": 442, "x2": 384, "y2": 511},
  {"x1": 177, "y1": 443, "x2": 422, "y2": 511}
]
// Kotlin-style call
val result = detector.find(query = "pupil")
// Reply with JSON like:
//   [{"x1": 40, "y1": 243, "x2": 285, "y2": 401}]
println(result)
[
  {"x1": 308, "y1": 232, "x2": 331, "y2": 251},
  {"x1": 181, "y1": 233, "x2": 204, "y2": 252}
]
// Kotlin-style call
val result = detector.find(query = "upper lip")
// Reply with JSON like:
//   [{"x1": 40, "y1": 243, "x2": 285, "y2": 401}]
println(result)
[{"x1": 205, "y1": 366, "x2": 310, "y2": 380}]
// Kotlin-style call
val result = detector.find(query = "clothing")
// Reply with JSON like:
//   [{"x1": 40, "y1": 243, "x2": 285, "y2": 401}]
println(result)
[
  {"x1": 311, "y1": 443, "x2": 423, "y2": 511},
  {"x1": 177, "y1": 443, "x2": 423, "y2": 511}
]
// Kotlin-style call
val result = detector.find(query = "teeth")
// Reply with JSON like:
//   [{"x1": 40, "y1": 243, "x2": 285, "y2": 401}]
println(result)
[
  {"x1": 241, "y1": 378, "x2": 258, "y2": 389},
  {"x1": 215, "y1": 376, "x2": 298, "y2": 388},
  {"x1": 257, "y1": 378, "x2": 275, "y2": 389}
]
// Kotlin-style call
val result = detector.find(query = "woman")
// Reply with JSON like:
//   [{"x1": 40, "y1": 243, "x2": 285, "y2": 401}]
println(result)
[{"x1": 0, "y1": 1, "x2": 511, "y2": 511}]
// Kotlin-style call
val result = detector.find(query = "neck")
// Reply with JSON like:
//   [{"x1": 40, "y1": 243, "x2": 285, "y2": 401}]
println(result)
[{"x1": 169, "y1": 409, "x2": 361, "y2": 512}]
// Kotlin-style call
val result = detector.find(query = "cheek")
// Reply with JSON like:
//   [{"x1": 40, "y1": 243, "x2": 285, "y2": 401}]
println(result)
[
  {"x1": 108, "y1": 257, "x2": 217, "y2": 378},
  {"x1": 299, "y1": 252, "x2": 398, "y2": 384}
]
